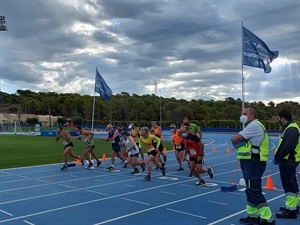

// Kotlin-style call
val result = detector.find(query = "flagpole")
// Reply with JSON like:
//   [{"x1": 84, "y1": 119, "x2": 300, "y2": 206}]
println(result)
[
  {"x1": 91, "y1": 68, "x2": 97, "y2": 131},
  {"x1": 241, "y1": 21, "x2": 245, "y2": 111}
]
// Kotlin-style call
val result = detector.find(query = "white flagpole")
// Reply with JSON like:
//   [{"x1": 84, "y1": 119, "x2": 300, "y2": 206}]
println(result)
[
  {"x1": 91, "y1": 68, "x2": 96, "y2": 131},
  {"x1": 241, "y1": 22, "x2": 245, "y2": 111}
]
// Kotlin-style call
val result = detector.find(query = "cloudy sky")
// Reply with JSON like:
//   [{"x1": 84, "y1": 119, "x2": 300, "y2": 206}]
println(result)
[{"x1": 0, "y1": 0, "x2": 299, "y2": 104}]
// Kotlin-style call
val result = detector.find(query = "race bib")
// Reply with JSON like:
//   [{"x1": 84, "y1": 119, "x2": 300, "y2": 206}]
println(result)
[
  {"x1": 147, "y1": 147, "x2": 155, "y2": 152},
  {"x1": 110, "y1": 140, "x2": 115, "y2": 144},
  {"x1": 175, "y1": 145, "x2": 181, "y2": 150},
  {"x1": 63, "y1": 141, "x2": 68, "y2": 146},
  {"x1": 190, "y1": 149, "x2": 197, "y2": 155}
]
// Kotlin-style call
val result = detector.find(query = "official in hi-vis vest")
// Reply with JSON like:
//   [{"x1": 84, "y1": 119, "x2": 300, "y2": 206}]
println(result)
[
  {"x1": 274, "y1": 109, "x2": 300, "y2": 219},
  {"x1": 232, "y1": 108, "x2": 275, "y2": 225}
]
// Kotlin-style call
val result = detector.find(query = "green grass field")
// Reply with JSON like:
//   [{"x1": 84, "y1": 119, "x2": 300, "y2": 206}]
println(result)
[{"x1": 0, "y1": 135, "x2": 173, "y2": 169}]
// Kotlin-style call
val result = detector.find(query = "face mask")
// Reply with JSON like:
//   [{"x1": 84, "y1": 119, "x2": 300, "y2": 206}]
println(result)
[
  {"x1": 182, "y1": 133, "x2": 188, "y2": 138},
  {"x1": 240, "y1": 115, "x2": 248, "y2": 124},
  {"x1": 278, "y1": 118, "x2": 283, "y2": 126},
  {"x1": 170, "y1": 128, "x2": 175, "y2": 132}
]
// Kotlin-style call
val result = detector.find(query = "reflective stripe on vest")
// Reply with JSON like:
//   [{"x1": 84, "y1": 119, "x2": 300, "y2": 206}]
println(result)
[
  {"x1": 237, "y1": 120, "x2": 269, "y2": 161},
  {"x1": 278, "y1": 122, "x2": 300, "y2": 162}
]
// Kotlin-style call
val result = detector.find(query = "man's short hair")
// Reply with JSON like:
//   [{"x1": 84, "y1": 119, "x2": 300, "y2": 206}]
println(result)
[{"x1": 278, "y1": 109, "x2": 292, "y2": 121}]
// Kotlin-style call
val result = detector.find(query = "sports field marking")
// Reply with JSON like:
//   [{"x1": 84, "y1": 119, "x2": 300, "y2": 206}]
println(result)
[
  {"x1": 0, "y1": 209, "x2": 13, "y2": 216},
  {"x1": 0, "y1": 177, "x2": 220, "y2": 224},
  {"x1": 124, "y1": 184, "x2": 136, "y2": 188},
  {"x1": 121, "y1": 197, "x2": 150, "y2": 205},
  {"x1": 85, "y1": 190, "x2": 109, "y2": 196},
  {"x1": 34, "y1": 178, "x2": 50, "y2": 183},
  {"x1": 167, "y1": 208, "x2": 207, "y2": 219},
  {"x1": 161, "y1": 191, "x2": 176, "y2": 195},
  {"x1": 207, "y1": 193, "x2": 287, "y2": 225},
  {"x1": 93, "y1": 189, "x2": 219, "y2": 225},
  {"x1": 23, "y1": 220, "x2": 35, "y2": 225},
  {"x1": 57, "y1": 184, "x2": 76, "y2": 189},
  {"x1": 208, "y1": 200, "x2": 228, "y2": 206}
]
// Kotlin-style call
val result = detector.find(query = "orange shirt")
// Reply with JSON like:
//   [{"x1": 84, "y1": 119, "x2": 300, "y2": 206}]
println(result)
[
  {"x1": 153, "y1": 126, "x2": 163, "y2": 140},
  {"x1": 172, "y1": 130, "x2": 183, "y2": 145}
]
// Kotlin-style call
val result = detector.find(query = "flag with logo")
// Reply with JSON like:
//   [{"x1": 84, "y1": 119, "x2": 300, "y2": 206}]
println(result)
[
  {"x1": 95, "y1": 68, "x2": 112, "y2": 101},
  {"x1": 243, "y1": 26, "x2": 279, "y2": 73}
]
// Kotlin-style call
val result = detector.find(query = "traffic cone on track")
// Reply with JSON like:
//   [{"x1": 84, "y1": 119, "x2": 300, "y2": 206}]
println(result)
[
  {"x1": 101, "y1": 153, "x2": 107, "y2": 161},
  {"x1": 226, "y1": 147, "x2": 231, "y2": 154},
  {"x1": 263, "y1": 176, "x2": 276, "y2": 190},
  {"x1": 212, "y1": 147, "x2": 217, "y2": 153}
]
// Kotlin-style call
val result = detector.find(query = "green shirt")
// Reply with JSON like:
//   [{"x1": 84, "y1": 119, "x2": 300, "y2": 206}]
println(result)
[{"x1": 189, "y1": 123, "x2": 200, "y2": 133}]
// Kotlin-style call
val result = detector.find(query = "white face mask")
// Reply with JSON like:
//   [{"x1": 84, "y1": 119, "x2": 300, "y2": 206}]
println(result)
[{"x1": 240, "y1": 115, "x2": 248, "y2": 124}]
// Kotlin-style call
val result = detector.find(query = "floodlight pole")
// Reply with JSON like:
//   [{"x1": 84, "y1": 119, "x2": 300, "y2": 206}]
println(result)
[
  {"x1": 159, "y1": 90, "x2": 162, "y2": 128},
  {"x1": 0, "y1": 16, "x2": 7, "y2": 91}
]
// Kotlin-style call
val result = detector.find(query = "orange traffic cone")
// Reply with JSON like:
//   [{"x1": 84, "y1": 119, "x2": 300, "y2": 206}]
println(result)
[
  {"x1": 75, "y1": 158, "x2": 81, "y2": 164},
  {"x1": 226, "y1": 147, "x2": 231, "y2": 154},
  {"x1": 212, "y1": 147, "x2": 217, "y2": 153},
  {"x1": 101, "y1": 153, "x2": 107, "y2": 161},
  {"x1": 263, "y1": 176, "x2": 276, "y2": 190}
]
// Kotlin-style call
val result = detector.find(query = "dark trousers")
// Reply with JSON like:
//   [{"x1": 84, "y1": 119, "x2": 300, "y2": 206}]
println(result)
[
  {"x1": 240, "y1": 157, "x2": 267, "y2": 206},
  {"x1": 279, "y1": 165, "x2": 299, "y2": 194}
]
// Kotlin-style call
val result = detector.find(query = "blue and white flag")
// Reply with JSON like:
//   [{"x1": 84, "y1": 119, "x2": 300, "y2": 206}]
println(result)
[
  {"x1": 243, "y1": 26, "x2": 279, "y2": 73},
  {"x1": 95, "y1": 68, "x2": 112, "y2": 101}
]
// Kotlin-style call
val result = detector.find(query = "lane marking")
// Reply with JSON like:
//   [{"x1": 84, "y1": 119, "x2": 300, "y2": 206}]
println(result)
[
  {"x1": 93, "y1": 190, "x2": 218, "y2": 225},
  {"x1": 86, "y1": 190, "x2": 109, "y2": 196},
  {"x1": 207, "y1": 193, "x2": 286, "y2": 225},
  {"x1": 57, "y1": 184, "x2": 76, "y2": 189},
  {"x1": 208, "y1": 200, "x2": 228, "y2": 206},
  {"x1": 23, "y1": 220, "x2": 35, "y2": 225},
  {"x1": 167, "y1": 208, "x2": 206, "y2": 219},
  {"x1": 161, "y1": 191, "x2": 176, "y2": 195},
  {"x1": 0, "y1": 209, "x2": 13, "y2": 216},
  {"x1": 124, "y1": 184, "x2": 136, "y2": 188},
  {"x1": 121, "y1": 198, "x2": 150, "y2": 206}
]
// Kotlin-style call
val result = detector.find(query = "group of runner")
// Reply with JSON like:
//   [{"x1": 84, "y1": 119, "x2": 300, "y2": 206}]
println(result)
[{"x1": 56, "y1": 116, "x2": 214, "y2": 184}]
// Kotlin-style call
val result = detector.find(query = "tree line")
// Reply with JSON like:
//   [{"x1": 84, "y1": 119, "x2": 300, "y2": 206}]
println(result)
[{"x1": 0, "y1": 90, "x2": 299, "y2": 129}]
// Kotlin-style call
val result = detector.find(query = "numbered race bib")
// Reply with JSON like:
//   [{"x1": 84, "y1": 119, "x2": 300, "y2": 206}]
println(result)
[
  {"x1": 189, "y1": 149, "x2": 197, "y2": 156},
  {"x1": 110, "y1": 140, "x2": 115, "y2": 144},
  {"x1": 175, "y1": 145, "x2": 181, "y2": 150},
  {"x1": 63, "y1": 141, "x2": 68, "y2": 146},
  {"x1": 147, "y1": 147, "x2": 155, "y2": 152}
]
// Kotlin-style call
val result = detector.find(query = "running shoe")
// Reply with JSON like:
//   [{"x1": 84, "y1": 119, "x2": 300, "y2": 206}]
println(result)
[
  {"x1": 60, "y1": 164, "x2": 68, "y2": 170},
  {"x1": 106, "y1": 166, "x2": 115, "y2": 171},
  {"x1": 195, "y1": 179, "x2": 206, "y2": 186},
  {"x1": 81, "y1": 157, "x2": 84, "y2": 166},
  {"x1": 259, "y1": 219, "x2": 275, "y2": 225},
  {"x1": 177, "y1": 166, "x2": 184, "y2": 171},
  {"x1": 141, "y1": 162, "x2": 146, "y2": 172},
  {"x1": 279, "y1": 206, "x2": 299, "y2": 214},
  {"x1": 96, "y1": 161, "x2": 101, "y2": 167},
  {"x1": 189, "y1": 172, "x2": 193, "y2": 177},
  {"x1": 161, "y1": 166, "x2": 166, "y2": 176},
  {"x1": 207, "y1": 167, "x2": 214, "y2": 179},
  {"x1": 87, "y1": 163, "x2": 94, "y2": 170},
  {"x1": 131, "y1": 169, "x2": 139, "y2": 174},
  {"x1": 239, "y1": 216, "x2": 260, "y2": 225},
  {"x1": 144, "y1": 174, "x2": 151, "y2": 181},
  {"x1": 123, "y1": 162, "x2": 128, "y2": 168},
  {"x1": 163, "y1": 154, "x2": 167, "y2": 162}
]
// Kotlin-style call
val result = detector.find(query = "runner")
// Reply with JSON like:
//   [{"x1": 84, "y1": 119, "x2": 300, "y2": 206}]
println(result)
[
  {"x1": 76, "y1": 126, "x2": 101, "y2": 169},
  {"x1": 181, "y1": 125, "x2": 214, "y2": 185},
  {"x1": 139, "y1": 127, "x2": 166, "y2": 181},
  {"x1": 120, "y1": 130, "x2": 146, "y2": 174},
  {"x1": 102, "y1": 124, "x2": 128, "y2": 171},
  {"x1": 170, "y1": 124, "x2": 186, "y2": 171},
  {"x1": 56, "y1": 127, "x2": 82, "y2": 170},
  {"x1": 129, "y1": 122, "x2": 145, "y2": 162},
  {"x1": 151, "y1": 121, "x2": 167, "y2": 163}
]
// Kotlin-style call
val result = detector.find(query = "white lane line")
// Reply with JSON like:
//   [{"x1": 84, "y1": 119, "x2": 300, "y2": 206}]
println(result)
[
  {"x1": 23, "y1": 220, "x2": 35, "y2": 225},
  {"x1": 124, "y1": 184, "x2": 136, "y2": 188},
  {"x1": 0, "y1": 209, "x2": 13, "y2": 216},
  {"x1": 161, "y1": 191, "x2": 176, "y2": 195},
  {"x1": 34, "y1": 179, "x2": 50, "y2": 183},
  {"x1": 121, "y1": 198, "x2": 150, "y2": 206},
  {"x1": 93, "y1": 189, "x2": 218, "y2": 225},
  {"x1": 86, "y1": 190, "x2": 109, "y2": 196},
  {"x1": 207, "y1": 193, "x2": 286, "y2": 225},
  {"x1": 167, "y1": 208, "x2": 206, "y2": 219},
  {"x1": 57, "y1": 184, "x2": 76, "y2": 189},
  {"x1": 0, "y1": 180, "x2": 219, "y2": 224},
  {"x1": 208, "y1": 200, "x2": 228, "y2": 206}
]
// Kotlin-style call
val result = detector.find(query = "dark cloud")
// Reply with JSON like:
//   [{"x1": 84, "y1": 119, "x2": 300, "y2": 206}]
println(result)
[{"x1": 0, "y1": 0, "x2": 299, "y2": 104}]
